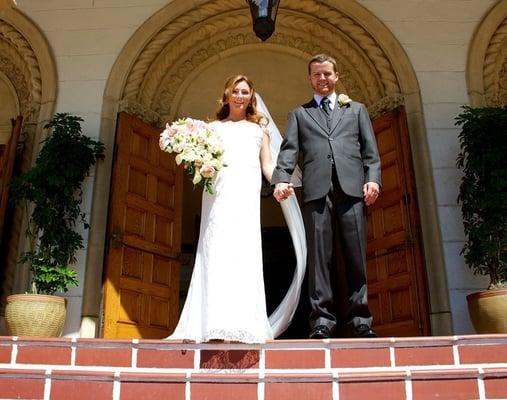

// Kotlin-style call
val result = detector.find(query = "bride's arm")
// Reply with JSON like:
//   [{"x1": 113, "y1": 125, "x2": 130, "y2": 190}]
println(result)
[{"x1": 260, "y1": 129, "x2": 275, "y2": 183}]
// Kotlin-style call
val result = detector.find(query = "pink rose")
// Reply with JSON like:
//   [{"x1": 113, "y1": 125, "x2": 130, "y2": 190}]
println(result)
[
  {"x1": 163, "y1": 123, "x2": 178, "y2": 137},
  {"x1": 200, "y1": 164, "x2": 216, "y2": 178}
]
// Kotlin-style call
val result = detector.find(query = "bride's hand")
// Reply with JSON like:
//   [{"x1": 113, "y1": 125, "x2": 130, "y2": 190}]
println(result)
[{"x1": 274, "y1": 183, "x2": 294, "y2": 202}]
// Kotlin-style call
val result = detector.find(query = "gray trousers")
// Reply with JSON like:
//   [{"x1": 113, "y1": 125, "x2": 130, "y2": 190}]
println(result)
[{"x1": 303, "y1": 172, "x2": 372, "y2": 332}]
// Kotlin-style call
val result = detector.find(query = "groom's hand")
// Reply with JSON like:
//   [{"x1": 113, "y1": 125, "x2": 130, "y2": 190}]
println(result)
[
  {"x1": 363, "y1": 182, "x2": 380, "y2": 206},
  {"x1": 274, "y1": 183, "x2": 294, "y2": 202}
]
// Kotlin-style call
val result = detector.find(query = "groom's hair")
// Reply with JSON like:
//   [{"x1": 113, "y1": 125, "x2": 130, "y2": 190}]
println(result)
[{"x1": 308, "y1": 54, "x2": 338, "y2": 74}]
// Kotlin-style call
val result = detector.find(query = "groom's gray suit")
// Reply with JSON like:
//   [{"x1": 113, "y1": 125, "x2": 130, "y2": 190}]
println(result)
[{"x1": 272, "y1": 97, "x2": 381, "y2": 334}]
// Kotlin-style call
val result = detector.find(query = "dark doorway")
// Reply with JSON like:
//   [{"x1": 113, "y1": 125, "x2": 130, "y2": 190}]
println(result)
[{"x1": 262, "y1": 226, "x2": 310, "y2": 339}]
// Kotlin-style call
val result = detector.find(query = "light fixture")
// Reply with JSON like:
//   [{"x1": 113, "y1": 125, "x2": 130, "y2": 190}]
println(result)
[{"x1": 246, "y1": 0, "x2": 280, "y2": 42}]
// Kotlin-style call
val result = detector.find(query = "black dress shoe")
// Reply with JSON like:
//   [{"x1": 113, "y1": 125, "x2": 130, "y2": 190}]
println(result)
[
  {"x1": 353, "y1": 324, "x2": 377, "y2": 338},
  {"x1": 309, "y1": 325, "x2": 331, "y2": 339}
]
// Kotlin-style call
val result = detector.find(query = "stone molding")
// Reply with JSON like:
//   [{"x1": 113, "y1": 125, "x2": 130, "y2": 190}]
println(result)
[
  {"x1": 369, "y1": 94, "x2": 406, "y2": 121},
  {"x1": 0, "y1": 19, "x2": 41, "y2": 119},
  {"x1": 0, "y1": 51, "x2": 30, "y2": 117},
  {"x1": 118, "y1": 98, "x2": 164, "y2": 127},
  {"x1": 467, "y1": 0, "x2": 507, "y2": 106},
  {"x1": 483, "y1": 17, "x2": 507, "y2": 106}
]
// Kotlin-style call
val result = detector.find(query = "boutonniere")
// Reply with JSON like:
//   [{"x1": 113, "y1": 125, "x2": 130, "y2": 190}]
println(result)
[{"x1": 337, "y1": 93, "x2": 352, "y2": 107}]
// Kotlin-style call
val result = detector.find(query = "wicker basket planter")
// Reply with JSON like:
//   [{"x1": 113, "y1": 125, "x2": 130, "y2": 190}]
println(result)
[
  {"x1": 467, "y1": 288, "x2": 507, "y2": 334},
  {"x1": 5, "y1": 294, "x2": 67, "y2": 337}
]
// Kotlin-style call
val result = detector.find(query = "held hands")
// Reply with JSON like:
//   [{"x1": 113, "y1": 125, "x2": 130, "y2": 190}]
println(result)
[
  {"x1": 363, "y1": 182, "x2": 380, "y2": 206},
  {"x1": 274, "y1": 182, "x2": 295, "y2": 202},
  {"x1": 275, "y1": 181, "x2": 378, "y2": 204}
]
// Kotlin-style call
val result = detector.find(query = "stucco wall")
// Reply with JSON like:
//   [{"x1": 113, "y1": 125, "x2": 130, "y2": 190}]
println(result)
[{"x1": 14, "y1": 0, "x2": 498, "y2": 336}]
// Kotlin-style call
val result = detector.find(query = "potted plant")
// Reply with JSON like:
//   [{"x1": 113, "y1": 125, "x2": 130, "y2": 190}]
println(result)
[
  {"x1": 456, "y1": 105, "x2": 507, "y2": 333},
  {"x1": 4, "y1": 113, "x2": 105, "y2": 337}
]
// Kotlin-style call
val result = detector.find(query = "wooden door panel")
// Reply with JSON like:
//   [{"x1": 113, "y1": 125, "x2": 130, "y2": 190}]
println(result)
[
  {"x1": 367, "y1": 107, "x2": 430, "y2": 336},
  {"x1": 103, "y1": 112, "x2": 183, "y2": 339}
]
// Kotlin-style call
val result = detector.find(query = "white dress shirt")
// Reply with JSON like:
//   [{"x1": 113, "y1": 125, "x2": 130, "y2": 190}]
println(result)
[{"x1": 314, "y1": 92, "x2": 337, "y2": 111}]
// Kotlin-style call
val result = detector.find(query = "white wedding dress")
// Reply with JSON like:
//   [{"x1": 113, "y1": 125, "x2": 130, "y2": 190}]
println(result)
[{"x1": 168, "y1": 120, "x2": 274, "y2": 343}]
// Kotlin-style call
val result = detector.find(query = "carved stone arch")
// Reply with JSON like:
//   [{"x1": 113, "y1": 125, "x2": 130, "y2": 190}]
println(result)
[
  {"x1": 0, "y1": 8, "x2": 57, "y2": 314},
  {"x1": 0, "y1": 52, "x2": 29, "y2": 117},
  {"x1": 0, "y1": 69, "x2": 19, "y2": 144},
  {"x1": 0, "y1": 8, "x2": 58, "y2": 165},
  {"x1": 86, "y1": 0, "x2": 449, "y2": 337},
  {"x1": 0, "y1": 22, "x2": 37, "y2": 122},
  {"x1": 121, "y1": 0, "x2": 404, "y2": 122},
  {"x1": 146, "y1": 17, "x2": 396, "y2": 122},
  {"x1": 467, "y1": 0, "x2": 507, "y2": 106},
  {"x1": 0, "y1": 69, "x2": 19, "y2": 112}
]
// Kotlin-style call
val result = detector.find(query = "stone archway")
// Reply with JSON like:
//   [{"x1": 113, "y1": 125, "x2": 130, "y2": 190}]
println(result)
[
  {"x1": 467, "y1": 0, "x2": 507, "y2": 106},
  {"x1": 84, "y1": 0, "x2": 450, "y2": 337},
  {"x1": 0, "y1": 8, "x2": 57, "y2": 323}
]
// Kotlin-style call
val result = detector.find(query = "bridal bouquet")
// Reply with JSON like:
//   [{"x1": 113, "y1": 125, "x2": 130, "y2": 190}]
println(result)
[{"x1": 159, "y1": 118, "x2": 225, "y2": 194}]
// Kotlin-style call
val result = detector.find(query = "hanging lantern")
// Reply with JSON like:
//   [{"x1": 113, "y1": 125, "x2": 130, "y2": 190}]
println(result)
[{"x1": 246, "y1": 0, "x2": 280, "y2": 42}]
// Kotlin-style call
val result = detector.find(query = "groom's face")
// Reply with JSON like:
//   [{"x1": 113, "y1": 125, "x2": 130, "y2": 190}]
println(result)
[{"x1": 309, "y1": 61, "x2": 338, "y2": 97}]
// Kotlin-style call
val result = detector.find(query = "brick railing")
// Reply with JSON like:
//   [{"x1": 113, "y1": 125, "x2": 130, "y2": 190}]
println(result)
[{"x1": 0, "y1": 335, "x2": 506, "y2": 399}]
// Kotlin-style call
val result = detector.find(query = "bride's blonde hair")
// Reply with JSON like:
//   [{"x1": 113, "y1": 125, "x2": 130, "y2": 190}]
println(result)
[{"x1": 216, "y1": 75, "x2": 264, "y2": 124}]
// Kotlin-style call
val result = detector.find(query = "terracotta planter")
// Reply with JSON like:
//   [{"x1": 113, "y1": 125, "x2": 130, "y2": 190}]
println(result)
[
  {"x1": 4, "y1": 294, "x2": 67, "y2": 337},
  {"x1": 467, "y1": 288, "x2": 507, "y2": 334}
]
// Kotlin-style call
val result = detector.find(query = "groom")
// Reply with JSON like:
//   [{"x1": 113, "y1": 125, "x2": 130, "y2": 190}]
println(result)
[{"x1": 272, "y1": 54, "x2": 381, "y2": 339}]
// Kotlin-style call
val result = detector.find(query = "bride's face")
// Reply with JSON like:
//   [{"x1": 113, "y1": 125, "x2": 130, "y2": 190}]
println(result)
[{"x1": 227, "y1": 81, "x2": 252, "y2": 114}]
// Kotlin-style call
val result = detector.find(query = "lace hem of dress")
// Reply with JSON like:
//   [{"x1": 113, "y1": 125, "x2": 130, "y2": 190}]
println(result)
[{"x1": 203, "y1": 329, "x2": 267, "y2": 344}]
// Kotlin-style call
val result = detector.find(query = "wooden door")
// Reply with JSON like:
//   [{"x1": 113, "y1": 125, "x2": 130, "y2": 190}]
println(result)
[
  {"x1": 102, "y1": 113, "x2": 183, "y2": 339},
  {"x1": 367, "y1": 107, "x2": 430, "y2": 336}
]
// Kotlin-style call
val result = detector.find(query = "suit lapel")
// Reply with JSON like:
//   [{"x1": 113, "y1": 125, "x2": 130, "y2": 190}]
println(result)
[
  {"x1": 329, "y1": 104, "x2": 348, "y2": 136},
  {"x1": 303, "y1": 99, "x2": 329, "y2": 135}
]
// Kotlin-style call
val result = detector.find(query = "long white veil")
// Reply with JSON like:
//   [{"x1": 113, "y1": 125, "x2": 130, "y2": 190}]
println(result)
[{"x1": 256, "y1": 93, "x2": 307, "y2": 337}]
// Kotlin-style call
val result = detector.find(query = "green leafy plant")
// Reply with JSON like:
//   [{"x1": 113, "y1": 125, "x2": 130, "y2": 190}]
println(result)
[
  {"x1": 10, "y1": 113, "x2": 105, "y2": 295},
  {"x1": 456, "y1": 106, "x2": 507, "y2": 289}
]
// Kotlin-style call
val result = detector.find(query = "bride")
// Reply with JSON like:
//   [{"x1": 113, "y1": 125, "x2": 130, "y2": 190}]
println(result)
[{"x1": 168, "y1": 75, "x2": 305, "y2": 343}]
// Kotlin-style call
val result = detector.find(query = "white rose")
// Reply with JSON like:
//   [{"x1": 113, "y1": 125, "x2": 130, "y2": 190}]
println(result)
[
  {"x1": 175, "y1": 153, "x2": 184, "y2": 165},
  {"x1": 338, "y1": 93, "x2": 352, "y2": 106}
]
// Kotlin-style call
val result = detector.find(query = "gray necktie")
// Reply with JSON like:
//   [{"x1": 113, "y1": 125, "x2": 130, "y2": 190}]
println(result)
[
  {"x1": 321, "y1": 97, "x2": 331, "y2": 116},
  {"x1": 321, "y1": 97, "x2": 331, "y2": 128}
]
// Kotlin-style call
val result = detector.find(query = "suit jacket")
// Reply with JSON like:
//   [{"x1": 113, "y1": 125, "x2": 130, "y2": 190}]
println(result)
[{"x1": 272, "y1": 98, "x2": 381, "y2": 203}]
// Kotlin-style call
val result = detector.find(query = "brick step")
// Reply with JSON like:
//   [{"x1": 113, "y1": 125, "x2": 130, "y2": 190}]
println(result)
[{"x1": 0, "y1": 335, "x2": 506, "y2": 399}]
